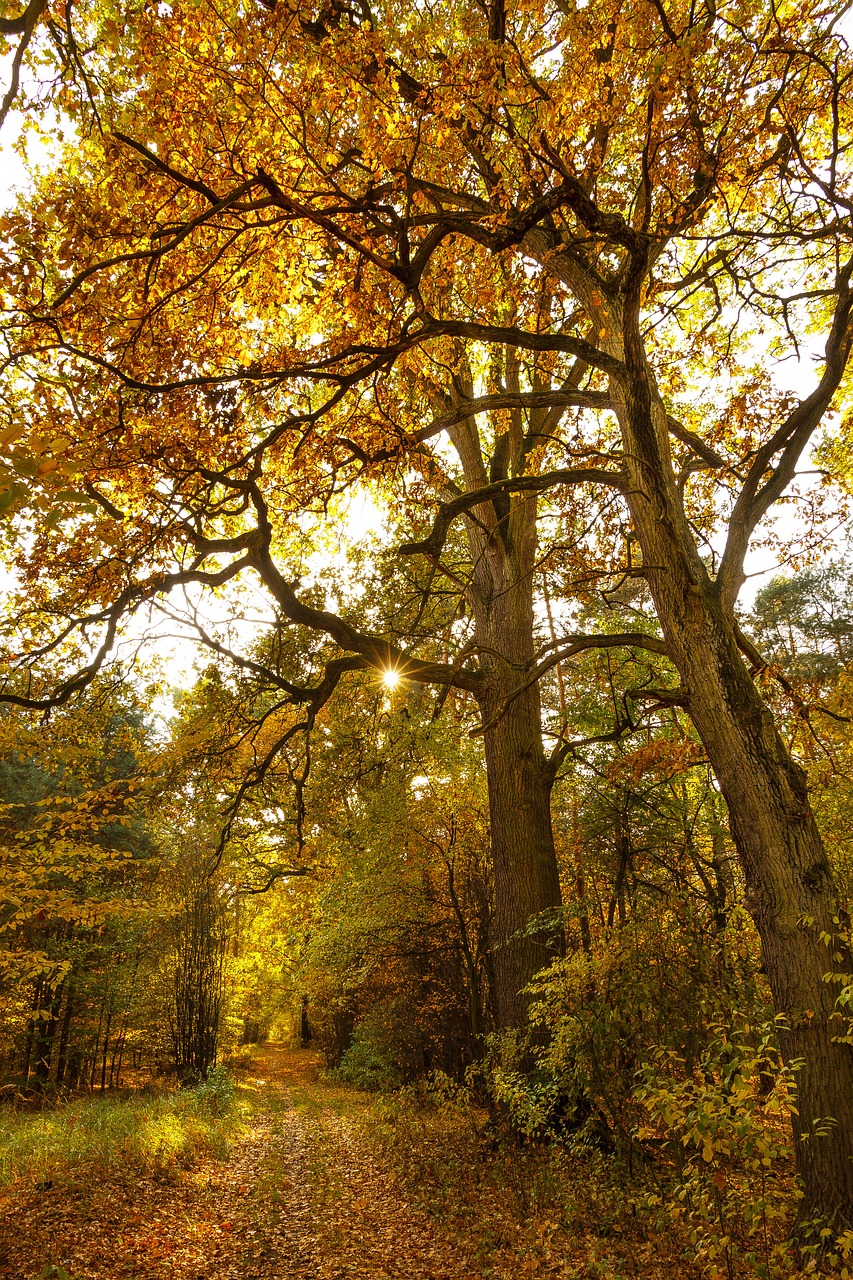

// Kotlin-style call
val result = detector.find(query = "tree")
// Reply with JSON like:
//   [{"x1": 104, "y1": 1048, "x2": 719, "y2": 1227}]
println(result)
[
  {"x1": 167, "y1": 842, "x2": 227, "y2": 1083},
  {"x1": 747, "y1": 563, "x2": 853, "y2": 685},
  {"x1": 0, "y1": 0, "x2": 852, "y2": 1222},
  {"x1": 0, "y1": 682, "x2": 158, "y2": 1088}
]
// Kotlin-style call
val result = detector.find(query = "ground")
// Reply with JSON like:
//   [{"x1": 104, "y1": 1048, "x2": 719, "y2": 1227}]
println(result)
[{"x1": 0, "y1": 1044, "x2": 692, "y2": 1280}]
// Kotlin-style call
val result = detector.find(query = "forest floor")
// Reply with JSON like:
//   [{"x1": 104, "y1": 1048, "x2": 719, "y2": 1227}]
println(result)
[{"x1": 0, "y1": 1044, "x2": 695, "y2": 1280}]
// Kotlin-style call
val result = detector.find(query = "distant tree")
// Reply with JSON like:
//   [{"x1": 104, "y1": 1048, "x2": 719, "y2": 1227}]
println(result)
[
  {"x1": 747, "y1": 563, "x2": 853, "y2": 684},
  {"x1": 168, "y1": 850, "x2": 227, "y2": 1083},
  {"x1": 0, "y1": 684, "x2": 157, "y2": 1088}
]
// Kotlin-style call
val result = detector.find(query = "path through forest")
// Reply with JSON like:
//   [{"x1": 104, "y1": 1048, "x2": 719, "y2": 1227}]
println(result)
[{"x1": 0, "y1": 1045, "x2": 481, "y2": 1280}]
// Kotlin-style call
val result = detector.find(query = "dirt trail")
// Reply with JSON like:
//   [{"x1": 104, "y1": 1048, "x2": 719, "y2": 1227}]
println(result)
[{"x1": 0, "y1": 1045, "x2": 478, "y2": 1280}]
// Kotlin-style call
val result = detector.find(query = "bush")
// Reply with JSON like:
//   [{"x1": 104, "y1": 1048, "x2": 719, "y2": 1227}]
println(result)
[
  {"x1": 520, "y1": 908, "x2": 771, "y2": 1151},
  {"x1": 186, "y1": 1063, "x2": 235, "y2": 1116},
  {"x1": 332, "y1": 1031, "x2": 402, "y2": 1092},
  {"x1": 633, "y1": 1018, "x2": 798, "y2": 1279}
]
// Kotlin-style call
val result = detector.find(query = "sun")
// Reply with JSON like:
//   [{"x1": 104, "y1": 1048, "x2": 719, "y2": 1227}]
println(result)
[{"x1": 382, "y1": 668, "x2": 400, "y2": 689}]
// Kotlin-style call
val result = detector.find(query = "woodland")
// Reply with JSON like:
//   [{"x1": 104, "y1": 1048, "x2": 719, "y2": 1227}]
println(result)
[{"x1": 0, "y1": 0, "x2": 851, "y2": 1276}]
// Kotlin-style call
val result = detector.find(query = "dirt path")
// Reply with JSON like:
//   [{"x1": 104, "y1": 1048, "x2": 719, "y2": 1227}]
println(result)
[{"x1": 0, "y1": 1045, "x2": 478, "y2": 1280}]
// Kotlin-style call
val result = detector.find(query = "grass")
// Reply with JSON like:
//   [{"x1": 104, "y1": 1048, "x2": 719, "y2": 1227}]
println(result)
[{"x1": 0, "y1": 1074, "x2": 243, "y2": 1188}]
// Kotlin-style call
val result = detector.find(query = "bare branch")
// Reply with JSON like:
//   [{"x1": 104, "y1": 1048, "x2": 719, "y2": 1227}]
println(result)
[
  {"x1": 718, "y1": 255, "x2": 853, "y2": 610},
  {"x1": 470, "y1": 631, "x2": 670, "y2": 738}
]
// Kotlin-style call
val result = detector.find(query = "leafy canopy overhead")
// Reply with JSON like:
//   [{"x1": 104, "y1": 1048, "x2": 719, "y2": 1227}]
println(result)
[{"x1": 0, "y1": 0, "x2": 848, "y2": 723}]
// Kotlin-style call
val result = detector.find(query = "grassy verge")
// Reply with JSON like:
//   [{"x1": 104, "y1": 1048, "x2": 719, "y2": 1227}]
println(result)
[{"x1": 0, "y1": 1069, "x2": 243, "y2": 1188}]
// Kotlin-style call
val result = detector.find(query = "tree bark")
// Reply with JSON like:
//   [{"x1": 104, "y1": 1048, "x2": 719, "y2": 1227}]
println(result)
[
  {"x1": 611, "y1": 328, "x2": 853, "y2": 1225},
  {"x1": 664, "y1": 587, "x2": 853, "y2": 1224},
  {"x1": 478, "y1": 676, "x2": 563, "y2": 1028},
  {"x1": 456, "y1": 417, "x2": 564, "y2": 1028},
  {"x1": 33, "y1": 981, "x2": 63, "y2": 1090},
  {"x1": 55, "y1": 983, "x2": 74, "y2": 1087}
]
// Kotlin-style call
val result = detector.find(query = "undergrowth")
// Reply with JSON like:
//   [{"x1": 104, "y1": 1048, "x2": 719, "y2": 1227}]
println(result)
[
  {"x1": 367, "y1": 1083, "x2": 694, "y2": 1280},
  {"x1": 0, "y1": 1066, "x2": 241, "y2": 1187},
  {"x1": 366, "y1": 1070, "x2": 852, "y2": 1280}
]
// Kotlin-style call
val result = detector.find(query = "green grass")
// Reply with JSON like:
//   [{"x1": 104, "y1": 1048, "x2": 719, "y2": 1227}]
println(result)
[{"x1": 0, "y1": 1075, "x2": 245, "y2": 1187}]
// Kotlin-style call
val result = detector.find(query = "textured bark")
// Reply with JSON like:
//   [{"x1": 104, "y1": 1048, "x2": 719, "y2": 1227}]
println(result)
[
  {"x1": 609, "y1": 327, "x2": 853, "y2": 1225},
  {"x1": 452, "y1": 402, "x2": 564, "y2": 1028},
  {"x1": 479, "y1": 678, "x2": 563, "y2": 1028},
  {"x1": 663, "y1": 587, "x2": 853, "y2": 1224}
]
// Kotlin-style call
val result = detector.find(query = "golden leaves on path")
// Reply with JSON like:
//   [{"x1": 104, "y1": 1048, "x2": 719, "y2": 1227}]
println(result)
[
  {"x1": 0, "y1": 1046, "x2": 694, "y2": 1279},
  {"x1": 0, "y1": 1047, "x2": 472, "y2": 1280}
]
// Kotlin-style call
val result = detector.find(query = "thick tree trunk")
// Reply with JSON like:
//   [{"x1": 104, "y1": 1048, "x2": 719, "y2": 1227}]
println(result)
[
  {"x1": 666, "y1": 590, "x2": 853, "y2": 1224},
  {"x1": 479, "y1": 681, "x2": 563, "y2": 1028},
  {"x1": 468, "y1": 501, "x2": 564, "y2": 1029},
  {"x1": 443, "y1": 377, "x2": 565, "y2": 1031},
  {"x1": 598, "y1": 293, "x2": 853, "y2": 1225}
]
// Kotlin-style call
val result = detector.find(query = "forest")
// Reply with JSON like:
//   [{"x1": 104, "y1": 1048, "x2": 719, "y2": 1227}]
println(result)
[{"x1": 0, "y1": 0, "x2": 851, "y2": 1276}]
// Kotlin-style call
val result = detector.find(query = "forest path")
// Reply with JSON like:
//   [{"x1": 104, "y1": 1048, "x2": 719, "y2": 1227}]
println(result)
[{"x1": 0, "y1": 1043, "x2": 479, "y2": 1280}]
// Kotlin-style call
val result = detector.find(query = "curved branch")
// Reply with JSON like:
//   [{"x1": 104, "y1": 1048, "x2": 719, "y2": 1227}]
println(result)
[
  {"x1": 414, "y1": 389, "x2": 611, "y2": 444},
  {"x1": 399, "y1": 468, "x2": 627, "y2": 561},
  {"x1": 718, "y1": 255, "x2": 853, "y2": 609},
  {"x1": 419, "y1": 315, "x2": 625, "y2": 378},
  {"x1": 666, "y1": 415, "x2": 727, "y2": 469},
  {"x1": 0, "y1": 555, "x2": 255, "y2": 711},
  {"x1": 0, "y1": 0, "x2": 46, "y2": 128},
  {"x1": 470, "y1": 631, "x2": 670, "y2": 738},
  {"x1": 52, "y1": 178, "x2": 256, "y2": 307},
  {"x1": 247, "y1": 536, "x2": 483, "y2": 693},
  {"x1": 112, "y1": 130, "x2": 222, "y2": 205}
]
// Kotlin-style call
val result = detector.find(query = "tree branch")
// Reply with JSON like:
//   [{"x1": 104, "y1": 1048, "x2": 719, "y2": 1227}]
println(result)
[
  {"x1": 399, "y1": 468, "x2": 626, "y2": 561},
  {"x1": 419, "y1": 315, "x2": 625, "y2": 378},
  {"x1": 470, "y1": 631, "x2": 670, "y2": 738},
  {"x1": 718, "y1": 256, "x2": 853, "y2": 609}
]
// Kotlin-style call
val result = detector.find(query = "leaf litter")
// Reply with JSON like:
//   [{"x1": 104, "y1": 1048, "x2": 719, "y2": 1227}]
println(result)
[{"x1": 0, "y1": 1046, "x2": 691, "y2": 1279}]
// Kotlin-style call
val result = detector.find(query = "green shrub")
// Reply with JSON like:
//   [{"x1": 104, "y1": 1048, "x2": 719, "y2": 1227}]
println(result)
[
  {"x1": 633, "y1": 1019, "x2": 798, "y2": 1279},
  {"x1": 186, "y1": 1063, "x2": 235, "y2": 1116},
  {"x1": 474, "y1": 1028, "x2": 570, "y2": 1140},
  {"x1": 333, "y1": 1031, "x2": 403, "y2": 1091}
]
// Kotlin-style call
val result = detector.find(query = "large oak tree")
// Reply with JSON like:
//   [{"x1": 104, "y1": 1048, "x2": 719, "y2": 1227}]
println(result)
[{"x1": 0, "y1": 0, "x2": 852, "y2": 1223}]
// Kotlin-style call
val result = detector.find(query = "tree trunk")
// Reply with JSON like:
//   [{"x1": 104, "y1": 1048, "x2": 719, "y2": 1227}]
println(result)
[
  {"x1": 611, "y1": 346, "x2": 853, "y2": 1224},
  {"x1": 469, "y1": 497, "x2": 564, "y2": 1028},
  {"x1": 55, "y1": 984, "x2": 74, "y2": 1086},
  {"x1": 22, "y1": 978, "x2": 43, "y2": 1085},
  {"x1": 479, "y1": 680, "x2": 563, "y2": 1028},
  {"x1": 666, "y1": 589, "x2": 853, "y2": 1224},
  {"x1": 558, "y1": 258, "x2": 853, "y2": 1223},
  {"x1": 100, "y1": 1006, "x2": 112, "y2": 1092},
  {"x1": 444, "y1": 854, "x2": 485, "y2": 1049},
  {"x1": 90, "y1": 998, "x2": 106, "y2": 1089},
  {"x1": 33, "y1": 982, "x2": 64, "y2": 1090}
]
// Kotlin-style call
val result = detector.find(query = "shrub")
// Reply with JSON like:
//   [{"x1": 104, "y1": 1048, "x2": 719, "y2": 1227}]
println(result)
[
  {"x1": 186, "y1": 1063, "x2": 235, "y2": 1116},
  {"x1": 333, "y1": 1031, "x2": 402, "y2": 1092},
  {"x1": 633, "y1": 1019, "x2": 798, "y2": 1279}
]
